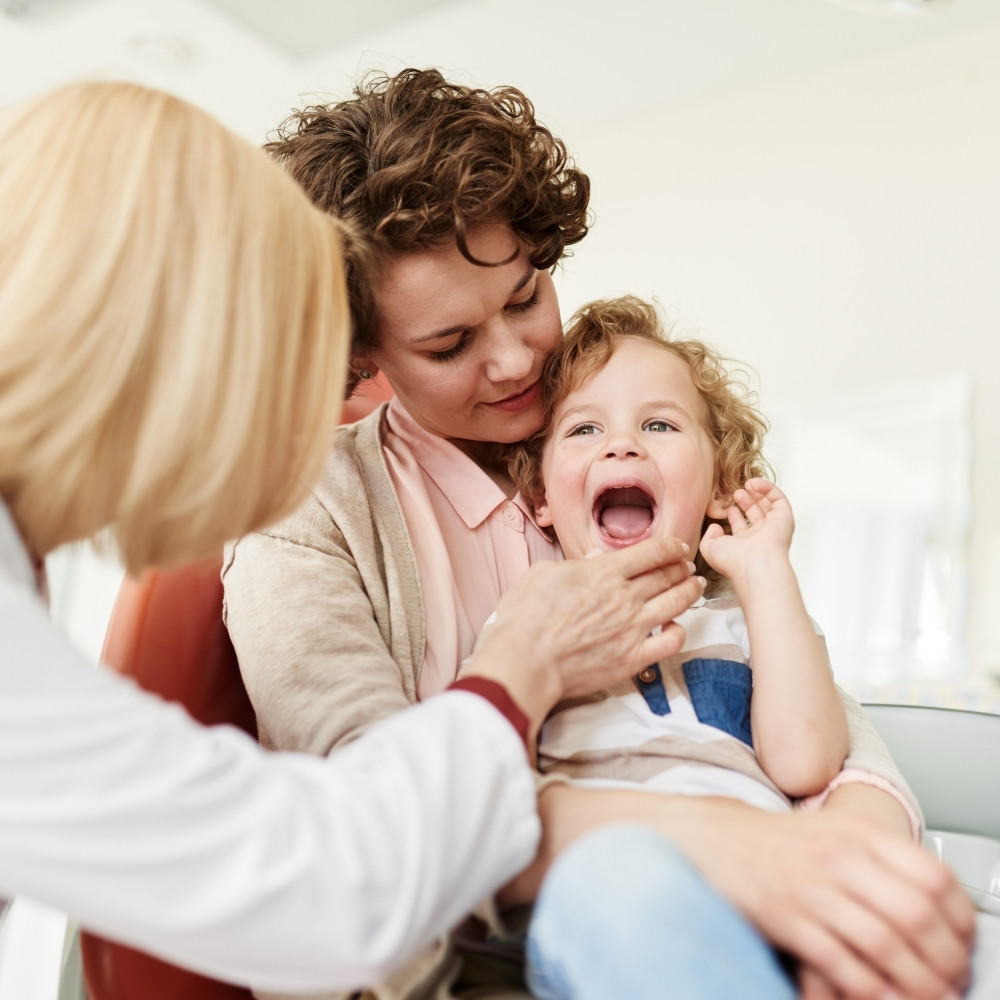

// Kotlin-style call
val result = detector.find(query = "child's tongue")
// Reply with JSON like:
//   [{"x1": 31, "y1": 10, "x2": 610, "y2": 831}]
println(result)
[{"x1": 600, "y1": 504, "x2": 653, "y2": 540}]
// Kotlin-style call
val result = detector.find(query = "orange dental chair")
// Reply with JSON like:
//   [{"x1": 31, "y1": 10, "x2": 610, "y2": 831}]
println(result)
[{"x1": 79, "y1": 556, "x2": 254, "y2": 1000}]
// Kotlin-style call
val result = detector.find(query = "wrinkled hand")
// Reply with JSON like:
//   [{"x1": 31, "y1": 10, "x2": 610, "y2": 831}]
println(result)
[
  {"x1": 683, "y1": 805, "x2": 974, "y2": 1000},
  {"x1": 460, "y1": 536, "x2": 704, "y2": 740},
  {"x1": 699, "y1": 478, "x2": 795, "y2": 584}
]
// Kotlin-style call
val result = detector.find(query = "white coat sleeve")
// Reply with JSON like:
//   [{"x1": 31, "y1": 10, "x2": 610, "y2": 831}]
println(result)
[{"x1": 0, "y1": 579, "x2": 540, "y2": 993}]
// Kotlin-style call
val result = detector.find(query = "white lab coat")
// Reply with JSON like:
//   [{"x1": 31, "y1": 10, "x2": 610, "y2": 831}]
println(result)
[{"x1": 0, "y1": 501, "x2": 539, "y2": 992}]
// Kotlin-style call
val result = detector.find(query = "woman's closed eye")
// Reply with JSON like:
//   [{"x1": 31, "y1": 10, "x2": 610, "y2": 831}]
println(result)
[
  {"x1": 505, "y1": 288, "x2": 541, "y2": 315},
  {"x1": 427, "y1": 290, "x2": 539, "y2": 362},
  {"x1": 429, "y1": 333, "x2": 472, "y2": 362}
]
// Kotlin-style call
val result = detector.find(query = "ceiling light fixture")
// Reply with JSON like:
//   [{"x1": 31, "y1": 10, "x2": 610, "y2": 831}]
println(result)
[{"x1": 124, "y1": 28, "x2": 194, "y2": 70}]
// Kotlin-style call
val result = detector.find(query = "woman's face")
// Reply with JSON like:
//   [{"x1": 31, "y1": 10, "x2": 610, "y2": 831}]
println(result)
[{"x1": 368, "y1": 223, "x2": 562, "y2": 457}]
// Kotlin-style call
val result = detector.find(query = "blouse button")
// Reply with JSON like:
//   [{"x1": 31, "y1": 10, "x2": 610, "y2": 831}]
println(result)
[{"x1": 500, "y1": 502, "x2": 523, "y2": 529}]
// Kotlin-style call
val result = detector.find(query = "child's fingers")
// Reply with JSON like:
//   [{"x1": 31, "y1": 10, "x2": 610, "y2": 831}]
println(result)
[
  {"x1": 702, "y1": 522, "x2": 724, "y2": 543},
  {"x1": 745, "y1": 478, "x2": 788, "y2": 505},
  {"x1": 737, "y1": 483, "x2": 769, "y2": 509},
  {"x1": 727, "y1": 503, "x2": 752, "y2": 531},
  {"x1": 731, "y1": 490, "x2": 764, "y2": 527}
]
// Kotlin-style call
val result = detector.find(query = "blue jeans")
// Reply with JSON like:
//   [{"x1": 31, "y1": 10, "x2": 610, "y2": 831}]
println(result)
[{"x1": 525, "y1": 824, "x2": 796, "y2": 1000}]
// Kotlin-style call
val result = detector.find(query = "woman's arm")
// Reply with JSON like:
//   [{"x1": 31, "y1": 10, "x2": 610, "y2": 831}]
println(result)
[
  {"x1": 223, "y1": 518, "x2": 416, "y2": 755},
  {"x1": 0, "y1": 582, "x2": 539, "y2": 992},
  {"x1": 700, "y1": 480, "x2": 849, "y2": 797}
]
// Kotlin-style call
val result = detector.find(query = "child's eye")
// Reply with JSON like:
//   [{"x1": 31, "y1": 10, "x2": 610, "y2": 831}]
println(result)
[
  {"x1": 568, "y1": 423, "x2": 600, "y2": 436},
  {"x1": 644, "y1": 419, "x2": 677, "y2": 433},
  {"x1": 429, "y1": 334, "x2": 471, "y2": 362}
]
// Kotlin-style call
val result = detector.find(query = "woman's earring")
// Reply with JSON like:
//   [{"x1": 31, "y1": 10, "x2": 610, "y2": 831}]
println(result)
[{"x1": 358, "y1": 369, "x2": 373, "y2": 380}]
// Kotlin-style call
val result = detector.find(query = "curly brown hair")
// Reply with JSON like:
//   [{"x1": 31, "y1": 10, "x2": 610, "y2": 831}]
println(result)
[
  {"x1": 265, "y1": 68, "x2": 591, "y2": 396},
  {"x1": 508, "y1": 296, "x2": 773, "y2": 574}
]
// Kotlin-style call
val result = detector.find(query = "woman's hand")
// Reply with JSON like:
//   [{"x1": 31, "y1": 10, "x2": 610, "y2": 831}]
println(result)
[
  {"x1": 459, "y1": 536, "x2": 703, "y2": 744},
  {"x1": 507, "y1": 785, "x2": 974, "y2": 1000},
  {"x1": 787, "y1": 781, "x2": 975, "y2": 1000},
  {"x1": 677, "y1": 802, "x2": 973, "y2": 1000}
]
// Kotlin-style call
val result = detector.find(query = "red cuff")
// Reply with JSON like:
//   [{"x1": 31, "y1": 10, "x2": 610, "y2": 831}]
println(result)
[{"x1": 447, "y1": 677, "x2": 530, "y2": 751}]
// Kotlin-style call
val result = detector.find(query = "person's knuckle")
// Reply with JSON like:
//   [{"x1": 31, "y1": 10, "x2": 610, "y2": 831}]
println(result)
[
  {"x1": 811, "y1": 943, "x2": 873, "y2": 998},
  {"x1": 922, "y1": 859, "x2": 958, "y2": 899},
  {"x1": 866, "y1": 922, "x2": 904, "y2": 964},
  {"x1": 902, "y1": 895, "x2": 940, "y2": 939},
  {"x1": 805, "y1": 937, "x2": 839, "y2": 973},
  {"x1": 812, "y1": 830, "x2": 852, "y2": 865}
]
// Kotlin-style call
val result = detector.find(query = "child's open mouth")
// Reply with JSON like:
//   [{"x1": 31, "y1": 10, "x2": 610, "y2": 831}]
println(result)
[{"x1": 594, "y1": 485, "x2": 657, "y2": 543}]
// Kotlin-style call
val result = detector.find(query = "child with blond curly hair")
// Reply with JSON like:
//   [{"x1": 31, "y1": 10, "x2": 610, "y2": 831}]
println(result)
[
  {"x1": 505, "y1": 295, "x2": 860, "y2": 999},
  {"x1": 509, "y1": 294, "x2": 850, "y2": 811}
]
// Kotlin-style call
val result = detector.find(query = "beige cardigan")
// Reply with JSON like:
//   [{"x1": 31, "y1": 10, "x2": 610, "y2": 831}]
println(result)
[{"x1": 222, "y1": 405, "x2": 921, "y2": 1000}]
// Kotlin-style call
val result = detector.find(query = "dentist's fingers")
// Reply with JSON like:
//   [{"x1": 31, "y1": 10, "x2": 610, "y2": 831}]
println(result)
[{"x1": 462, "y1": 538, "x2": 702, "y2": 731}]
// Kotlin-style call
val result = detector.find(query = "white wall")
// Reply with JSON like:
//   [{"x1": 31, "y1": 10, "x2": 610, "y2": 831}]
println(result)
[
  {"x1": 552, "y1": 21, "x2": 1000, "y2": 679},
  {"x1": 8, "y1": 1, "x2": 1000, "y2": 689}
]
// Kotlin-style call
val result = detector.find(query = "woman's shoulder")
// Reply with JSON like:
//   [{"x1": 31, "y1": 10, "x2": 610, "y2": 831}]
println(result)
[
  {"x1": 315, "y1": 405, "x2": 392, "y2": 500},
  {"x1": 328, "y1": 404, "x2": 387, "y2": 468},
  {"x1": 242, "y1": 406, "x2": 396, "y2": 552}
]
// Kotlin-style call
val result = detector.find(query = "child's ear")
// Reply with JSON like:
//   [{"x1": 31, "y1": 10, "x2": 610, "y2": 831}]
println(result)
[
  {"x1": 534, "y1": 494, "x2": 553, "y2": 528},
  {"x1": 706, "y1": 489, "x2": 730, "y2": 520}
]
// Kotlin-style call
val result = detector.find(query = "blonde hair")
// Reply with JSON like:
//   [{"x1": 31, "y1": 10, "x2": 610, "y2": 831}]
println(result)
[
  {"x1": 508, "y1": 296, "x2": 772, "y2": 575},
  {"x1": 0, "y1": 81, "x2": 350, "y2": 573}
]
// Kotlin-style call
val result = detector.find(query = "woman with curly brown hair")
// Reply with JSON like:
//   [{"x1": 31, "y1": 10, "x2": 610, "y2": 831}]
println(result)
[{"x1": 222, "y1": 69, "x2": 975, "y2": 1000}]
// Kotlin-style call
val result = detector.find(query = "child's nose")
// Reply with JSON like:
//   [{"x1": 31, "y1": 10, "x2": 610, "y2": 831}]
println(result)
[{"x1": 605, "y1": 429, "x2": 645, "y2": 459}]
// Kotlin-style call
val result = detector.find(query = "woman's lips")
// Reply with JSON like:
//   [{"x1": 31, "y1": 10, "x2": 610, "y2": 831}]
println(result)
[{"x1": 485, "y1": 380, "x2": 542, "y2": 413}]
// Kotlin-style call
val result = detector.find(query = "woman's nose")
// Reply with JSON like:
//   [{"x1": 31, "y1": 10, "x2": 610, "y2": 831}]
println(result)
[{"x1": 483, "y1": 321, "x2": 534, "y2": 382}]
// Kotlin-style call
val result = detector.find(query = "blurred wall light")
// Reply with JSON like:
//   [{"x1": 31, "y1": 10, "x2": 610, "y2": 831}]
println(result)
[
  {"x1": 1, "y1": 0, "x2": 95, "y2": 18},
  {"x1": 820, "y1": 0, "x2": 955, "y2": 13}
]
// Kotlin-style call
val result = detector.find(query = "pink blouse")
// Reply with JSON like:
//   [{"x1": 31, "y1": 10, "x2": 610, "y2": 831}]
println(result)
[{"x1": 382, "y1": 398, "x2": 561, "y2": 699}]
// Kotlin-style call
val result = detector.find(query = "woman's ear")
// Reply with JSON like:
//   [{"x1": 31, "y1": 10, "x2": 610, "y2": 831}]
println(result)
[{"x1": 352, "y1": 357, "x2": 379, "y2": 381}]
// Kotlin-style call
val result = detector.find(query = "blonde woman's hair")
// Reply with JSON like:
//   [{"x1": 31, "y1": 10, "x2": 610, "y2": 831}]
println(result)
[
  {"x1": 0, "y1": 81, "x2": 350, "y2": 573},
  {"x1": 507, "y1": 295, "x2": 772, "y2": 576}
]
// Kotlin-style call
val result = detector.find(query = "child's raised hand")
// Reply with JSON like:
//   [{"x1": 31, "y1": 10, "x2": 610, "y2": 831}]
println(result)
[{"x1": 698, "y1": 478, "x2": 795, "y2": 583}]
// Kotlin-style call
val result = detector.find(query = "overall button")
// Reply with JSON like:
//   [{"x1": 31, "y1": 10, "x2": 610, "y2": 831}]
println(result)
[{"x1": 634, "y1": 662, "x2": 669, "y2": 715}]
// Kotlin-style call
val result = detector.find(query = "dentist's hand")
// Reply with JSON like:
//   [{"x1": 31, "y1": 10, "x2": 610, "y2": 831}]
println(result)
[{"x1": 459, "y1": 536, "x2": 704, "y2": 749}]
